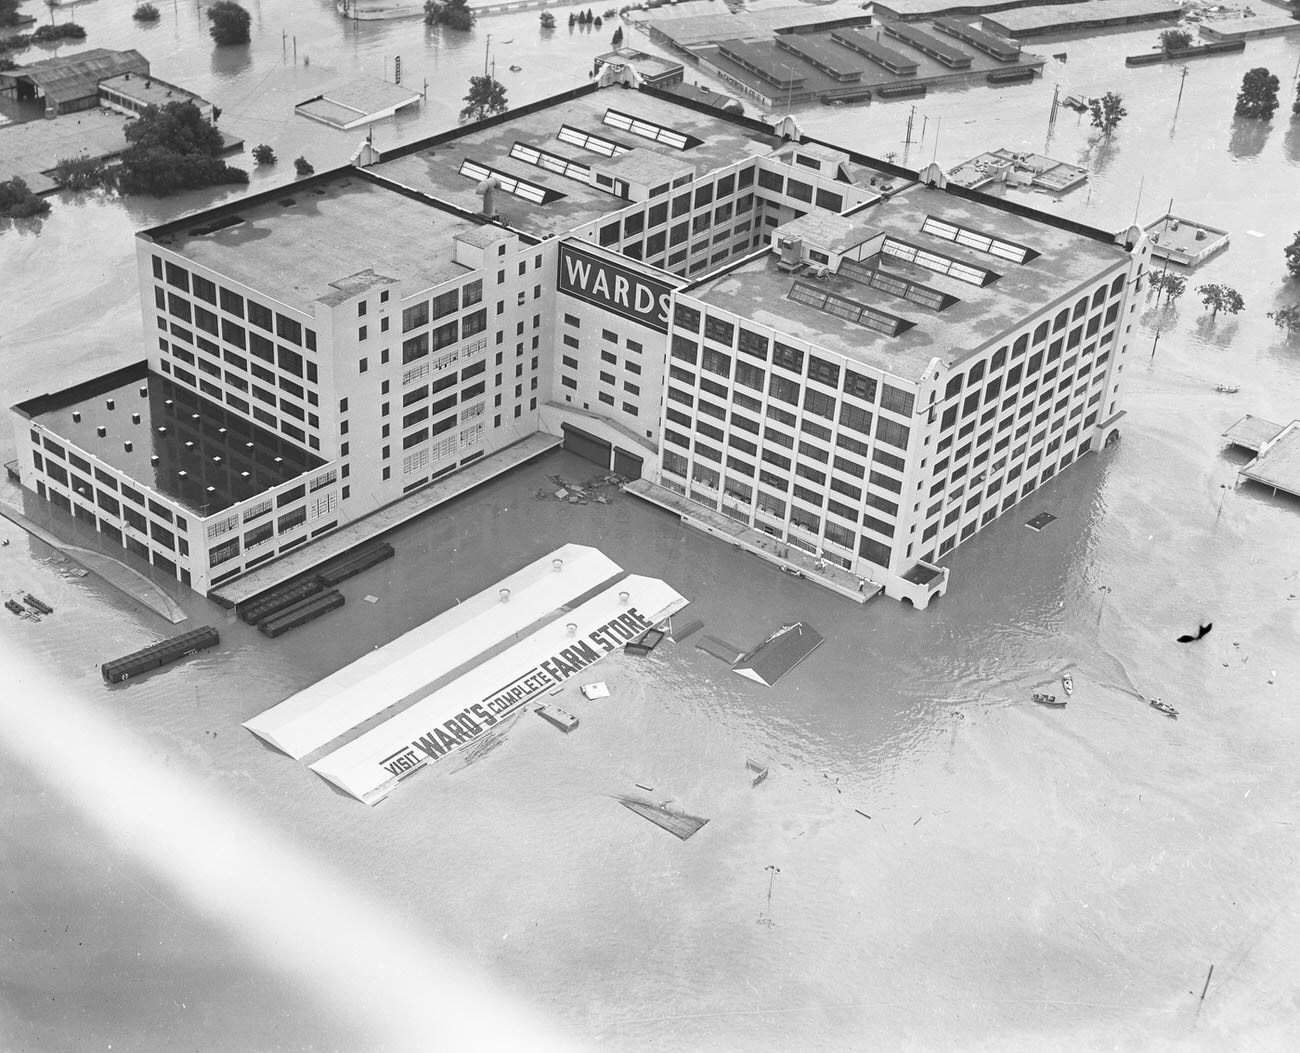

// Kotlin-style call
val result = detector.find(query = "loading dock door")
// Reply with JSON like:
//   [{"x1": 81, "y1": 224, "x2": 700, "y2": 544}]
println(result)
[
  {"x1": 613, "y1": 448, "x2": 643, "y2": 481},
  {"x1": 561, "y1": 423, "x2": 612, "y2": 469}
]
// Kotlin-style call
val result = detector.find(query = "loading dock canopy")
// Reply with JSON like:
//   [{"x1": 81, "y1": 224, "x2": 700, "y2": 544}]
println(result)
[
  {"x1": 243, "y1": 544, "x2": 622, "y2": 759},
  {"x1": 310, "y1": 574, "x2": 689, "y2": 805}
]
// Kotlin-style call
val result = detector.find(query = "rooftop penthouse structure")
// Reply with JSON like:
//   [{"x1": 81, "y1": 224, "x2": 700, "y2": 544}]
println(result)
[{"x1": 10, "y1": 82, "x2": 1149, "y2": 608}]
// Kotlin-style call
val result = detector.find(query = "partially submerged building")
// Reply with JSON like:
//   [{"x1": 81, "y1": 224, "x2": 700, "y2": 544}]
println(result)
[
  {"x1": 11, "y1": 81, "x2": 1149, "y2": 607},
  {"x1": 0, "y1": 48, "x2": 149, "y2": 118}
]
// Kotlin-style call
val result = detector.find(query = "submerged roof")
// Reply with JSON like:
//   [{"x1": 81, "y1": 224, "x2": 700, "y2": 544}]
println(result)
[{"x1": 0, "y1": 48, "x2": 149, "y2": 105}]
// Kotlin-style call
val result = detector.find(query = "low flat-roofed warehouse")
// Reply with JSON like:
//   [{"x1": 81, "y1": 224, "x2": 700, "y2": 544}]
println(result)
[{"x1": 983, "y1": 0, "x2": 1182, "y2": 38}]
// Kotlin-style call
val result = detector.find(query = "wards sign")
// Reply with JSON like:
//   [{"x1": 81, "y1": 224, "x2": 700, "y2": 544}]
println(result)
[{"x1": 557, "y1": 243, "x2": 675, "y2": 334}]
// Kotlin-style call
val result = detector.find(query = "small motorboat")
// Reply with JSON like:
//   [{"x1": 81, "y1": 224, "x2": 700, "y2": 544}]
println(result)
[
  {"x1": 779, "y1": 565, "x2": 805, "y2": 579},
  {"x1": 509, "y1": 64, "x2": 522, "y2": 72},
  {"x1": 1214, "y1": 384, "x2": 1240, "y2": 394},
  {"x1": 1033, "y1": 691, "x2": 1066, "y2": 708},
  {"x1": 1062, "y1": 673, "x2": 1073, "y2": 696},
  {"x1": 1148, "y1": 697, "x2": 1178, "y2": 719}
]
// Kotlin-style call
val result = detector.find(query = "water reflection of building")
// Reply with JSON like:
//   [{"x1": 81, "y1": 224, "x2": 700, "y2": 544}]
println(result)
[{"x1": 10, "y1": 82, "x2": 1149, "y2": 606}]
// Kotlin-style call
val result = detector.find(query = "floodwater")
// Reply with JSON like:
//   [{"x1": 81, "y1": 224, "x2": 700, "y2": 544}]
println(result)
[{"x1": 3, "y1": 6, "x2": 1300, "y2": 1052}]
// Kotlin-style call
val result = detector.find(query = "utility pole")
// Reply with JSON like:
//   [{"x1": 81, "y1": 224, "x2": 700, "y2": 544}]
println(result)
[
  {"x1": 484, "y1": 34, "x2": 491, "y2": 78},
  {"x1": 1047, "y1": 83, "x2": 1059, "y2": 142},
  {"x1": 1173, "y1": 64, "x2": 1189, "y2": 122}
]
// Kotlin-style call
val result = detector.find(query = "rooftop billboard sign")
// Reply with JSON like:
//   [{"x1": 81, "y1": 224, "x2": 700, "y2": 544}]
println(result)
[{"x1": 557, "y1": 242, "x2": 676, "y2": 334}]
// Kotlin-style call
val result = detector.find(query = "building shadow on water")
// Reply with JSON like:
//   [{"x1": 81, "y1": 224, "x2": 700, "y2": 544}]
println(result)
[{"x1": 1228, "y1": 116, "x2": 1272, "y2": 160}]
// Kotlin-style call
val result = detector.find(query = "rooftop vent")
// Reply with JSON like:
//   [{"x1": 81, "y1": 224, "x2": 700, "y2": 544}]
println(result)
[
  {"x1": 124, "y1": 441, "x2": 133, "y2": 453},
  {"x1": 150, "y1": 455, "x2": 160, "y2": 465},
  {"x1": 131, "y1": 413, "x2": 141, "y2": 424},
  {"x1": 106, "y1": 398, "x2": 115, "y2": 411},
  {"x1": 138, "y1": 386, "x2": 147, "y2": 397},
  {"x1": 96, "y1": 426, "x2": 107, "y2": 438},
  {"x1": 72, "y1": 411, "x2": 81, "y2": 423}
]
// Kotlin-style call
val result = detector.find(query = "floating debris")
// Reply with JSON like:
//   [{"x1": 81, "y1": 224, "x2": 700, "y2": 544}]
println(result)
[
  {"x1": 854, "y1": 809, "x2": 872, "y2": 819},
  {"x1": 696, "y1": 635, "x2": 744, "y2": 664},
  {"x1": 1026, "y1": 511, "x2": 1058, "y2": 531},
  {"x1": 1148, "y1": 697, "x2": 1179, "y2": 719},
  {"x1": 746, "y1": 758, "x2": 769, "y2": 786},
  {"x1": 536, "y1": 703, "x2": 578, "y2": 732},
  {"x1": 616, "y1": 795, "x2": 708, "y2": 840},
  {"x1": 1176, "y1": 622, "x2": 1213, "y2": 643},
  {"x1": 23, "y1": 594, "x2": 53, "y2": 615},
  {"x1": 580, "y1": 681, "x2": 610, "y2": 700},
  {"x1": 670, "y1": 618, "x2": 704, "y2": 643},
  {"x1": 635, "y1": 782, "x2": 654, "y2": 792},
  {"x1": 625, "y1": 626, "x2": 665, "y2": 656},
  {"x1": 5, "y1": 599, "x2": 28, "y2": 617}
]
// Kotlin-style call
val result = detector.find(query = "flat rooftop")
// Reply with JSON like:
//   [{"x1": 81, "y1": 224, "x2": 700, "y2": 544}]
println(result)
[
  {"x1": 637, "y1": 5, "x2": 868, "y2": 47},
  {"x1": 367, "y1": 89, "x2": 786, "y2": 240},
  {"x1": 1242, "y1": 422, "x2": 1300, "y2": 496},
  {"x1": 99, "y1": 73, "x2": 209, "y2": 110},
  {"x1": 687, "y1": 183, "x2": 1129, "y2": 381},
  {"x1": 143, "y1": 172, "x2": 487, "y2": 312},
  {"x1": 295, "y1": 76, "x2": 422, "y2": 130},
  {"x1": 23, "y1": 365, "x2": 324, "y2": 517},
  {"x1": 985, "y1": 0, "x2": 1181, "y2": 36},
  {"x1": 872, "y1": 0, "x2": 1038, "y2": 16},
  {"x1": 1222, "y1": 414, "x2": 1283, "y2": 453}
]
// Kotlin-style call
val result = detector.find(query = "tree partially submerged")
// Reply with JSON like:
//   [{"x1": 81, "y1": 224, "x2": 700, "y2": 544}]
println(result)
[
  {"x1": 52, "y1": 155, "x2": 109, "y2": 190},
  {"x1": 460, "y1": 74, "x2": 508, "y2": 124},
  {"x1": 539, "y1": 11, "x2": 555, "y2": 29},
  {"x1": 1285, "y1": 231, "x2": 1300, "y2": 281},
  {"x1": 294, "y1": 156, "x2": 314, "y2": 176},
  {"x1": 252, "y1": 143, "x2": 276, "y2": 166},
  {"x1": 1088, "y1": 91, "x2": 1127, "y2": 140},
  {"x1": 133, "y1": 3, "x2": 160, "y2": 21},
  {"x1": 1197, "y1": 283, "x2": 1244, "y2": 321},
  {"x1": 1158, "y1": 28, "x2": 1192, "y2": 52},
  {"x1": 1149, "y1": 270, "x2": 1186, "y2": 306},
  {"x1": 0, "y1": 176, "x2": 50, "y2": 219},
  {"x1": 206, "y1": 1, "x2": 250, "y2": 46},
  {"x1": 1234, "y1": 67, "x2": 1279, "y2": 119},
  {"x1": 118, "y1": 101, "x2": 247, "y2": 196},
  {"x1": 424, "y1": 0, "x2": 475, "y2": 31},
  {"x1": 1267, "y1": 304, "x2": 1300, "y2": 337}
]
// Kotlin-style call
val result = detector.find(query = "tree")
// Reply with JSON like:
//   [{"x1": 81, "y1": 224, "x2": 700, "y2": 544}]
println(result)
[
  {"x1": 52, "y1": 155, "x2": 109, "y2": 190},
  {"x1": 294, "y1": 156, "x2": 314, "y2": 176},
  {"x1": 424, "y1": 0, "x2": 474, "y2": 31},
  {"x1": 1088, "y1": 91, "x2": 1127, "y2": 140},
  {"x1": 1158, "y1": 28, "x2": 1192, "y2": 52},
  {"x1": 539, "y1": 11, "x2": 555, "y2": 28},
  {"x1": 1235, "y1": 67, "x2": 1279, "y2": 119},
  {"x1": 612, "y1": 26, "x2": 623, "y2": 46},
  {"x1": 0, "y1": 176, "x2": 50, "y2": 218},
  {"x1": 252, "y1": 143, "x2": 276, "y2": 165},
  {"x1": 0, "y1": 0, "x2": 26, "y2": 28},
  {"x1": 1285, "y1": 231, "x2": 1300, "y2": 281},
  {"x1": 1267, "y1": 304, "x2": 1300, "y2": 337},
  {"x1": 206, "y1": 1, "x2": 250, "y2": 46},
  {"x1": 133, "y1": 3, "x2": 160, "y2": 21},
  {"x1": 1150, "y1": 270, "x2": 1186, "y2": 306},
  {"x1": 460, "y1": 74, "x2": 507, "y2": 123},
  {"x1": 1197, "y1": 283, "x2": 1244, "y2": 321},
  {"x1": 117, "y1": 101, "x2": 248, "y2": 196}
]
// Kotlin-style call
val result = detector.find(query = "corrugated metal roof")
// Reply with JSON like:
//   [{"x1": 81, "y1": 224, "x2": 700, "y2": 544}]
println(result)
[{"x1": 3, "y1": 48, "x2": 149, "y2": 105}]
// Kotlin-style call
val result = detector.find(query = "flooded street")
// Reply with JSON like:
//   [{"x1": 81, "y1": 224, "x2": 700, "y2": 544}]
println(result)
[{"x1": 2, "y1": 6, "x2": 1300, "y2": 1052}]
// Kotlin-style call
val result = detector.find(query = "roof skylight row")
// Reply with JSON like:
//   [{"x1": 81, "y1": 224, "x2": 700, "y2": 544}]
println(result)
[
  {"x1": 602, "y1": 108, "x2": 702, "y2": 151},
  {"x1": 557, "y1": 124, "x2": 629, "y2": 158},
  {"x1": 881, "y1": 237, "x2": 998, "y2": 287},
  {"x1": 787, "y1": 281, "x2": 915, "y2": 337},
  {"x1": 459, "y1": 159, "x2": 565, "y2": 205},
  {"x1": 920, "y1": 215, "x2": 1039, "y2": 265},
  {"x1": 509, "y1": 142, "x2": 591, "y2": 183},
  {"x1": 844, "y1": 264, "x2": 958, "y2": 311}
]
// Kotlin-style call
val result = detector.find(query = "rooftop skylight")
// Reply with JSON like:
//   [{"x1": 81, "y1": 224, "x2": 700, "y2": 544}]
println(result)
[
  {"x1": 602, "y1": 108, "x2": 702, "y2": 151},
  {"x1": 459, "y1": 159, "x2": 565, "y2": 205},
  {"x1": 557, "y1": 124, "x2": 630, "y2": 158},
  {"x1": 787, "y1": 281, "x2": 915, "y2": 337},
  {"x1": 881, "y1": 237, "x2": 999, "y2": 287},
  {"x1": 920, "y1": 215, "x2": 1039, "y2": 265},
  {"x1": 509, "y1": 142, "x2": 592, "y2": 183}
]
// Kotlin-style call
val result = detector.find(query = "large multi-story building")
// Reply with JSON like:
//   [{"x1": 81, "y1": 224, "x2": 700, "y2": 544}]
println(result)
[{"x1": 12, "y1": 77, "x2": 1149, "y2": 606}]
